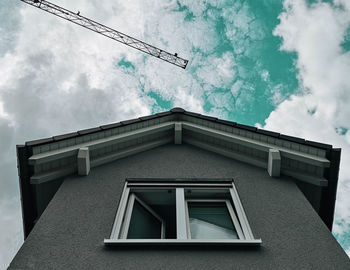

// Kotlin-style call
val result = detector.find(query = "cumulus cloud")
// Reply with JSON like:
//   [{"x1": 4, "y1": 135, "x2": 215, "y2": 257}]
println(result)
[
  {"x1": 0, "y1": 5, "x2": 302, "y2": 267},
  {"x1": 262, "y1": 0, "x2": 350, "y2": 253},
  {"x1": 2, "y1": 0, "x2": 255, "y2": 267},
  {"x1": 0, "y1": 0, "x2": 196, "y2": 268},
  {"x1": 196, "y1": 52, "x2": 236, "y2": 90}
]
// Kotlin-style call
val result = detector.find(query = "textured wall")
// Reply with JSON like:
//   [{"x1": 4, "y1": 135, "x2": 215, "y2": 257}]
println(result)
[{"x1": 9, "y1": 144, "x2": 350, "y2": 270}]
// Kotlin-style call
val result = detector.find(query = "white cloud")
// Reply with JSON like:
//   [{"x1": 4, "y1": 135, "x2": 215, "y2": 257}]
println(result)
[
  {"x1": 3, "y1": 0, "x2": 256, "y2": 266},
  {"x1": 177, "y1": 0, "x2": 207, "y2": 17},
  {"x1": 231, "y1": 80, "x2": 243, "y2": 97},
  {"x1": 262, "y1": 0, "x2": 350, "y2": 251},
  {"x1": 261, "y1": 70, "x2": 269, "y2": 82},
  {"x1": 0, "y1": 195, "x2": 22, "y2": 270},
  {"x1": 270, "y1": 84, "x2": 285, "y2": 106},
  {"x1": 0, "y1": 3, "x2": 261, "y2": 267},
  {"x1": 0, "y1": 101, "x2": 9, "y2": 118},
  {"x1": 0, "y1": 0, "x2": 209, "y2": 268},
  {"x1": 196, "y1": 52, "x2": 236, "y2": 90}
]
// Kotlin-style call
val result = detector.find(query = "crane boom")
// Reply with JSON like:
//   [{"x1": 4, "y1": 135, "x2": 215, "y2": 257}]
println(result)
[{"x1": 19, "y1": 0, "x2": 189, "y2": 69}]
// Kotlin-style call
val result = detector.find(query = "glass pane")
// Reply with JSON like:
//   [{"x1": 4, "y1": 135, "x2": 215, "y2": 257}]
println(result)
[
  {"x1": 188, "y1": 202, "x2": 238, "y2": 239},
  {"x1": 127, "y1": 200, "x2": 162, "y2": 239},
  {"x1": 133, "y1": 189, "x2": 176, "y2": 239}
]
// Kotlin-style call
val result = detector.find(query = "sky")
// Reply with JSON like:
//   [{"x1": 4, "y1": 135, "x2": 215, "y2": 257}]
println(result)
[{"x1": 0, "y1": 0, "x2": 350, "y2": 268}]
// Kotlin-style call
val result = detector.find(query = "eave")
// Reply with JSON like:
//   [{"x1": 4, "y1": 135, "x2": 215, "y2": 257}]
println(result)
[{"x1": 16, "y1": 108, "x2": 341, "y2": 238}]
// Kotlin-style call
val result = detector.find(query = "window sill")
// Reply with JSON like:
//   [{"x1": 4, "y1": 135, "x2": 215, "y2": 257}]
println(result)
[{"x1": 104, "y1": 239, "x2": 262, "y2": 246}]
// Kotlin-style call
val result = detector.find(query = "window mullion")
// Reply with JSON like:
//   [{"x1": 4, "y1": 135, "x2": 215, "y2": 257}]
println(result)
[
  {"x1": 110, "y1": 184, "x2": 130, "y2": 239},
  {"x1": 176, "y1": 188, "x2": 187, "y2": 239},
  {"x1": 230, "y1": 186, "x2": 254, "y2": 240},
  {"x1": 225, "y1": 200, "x2": 245, "y2": 239},
  {"x1": 120, "y1": 193, "x2": 136, "y2": 239}
]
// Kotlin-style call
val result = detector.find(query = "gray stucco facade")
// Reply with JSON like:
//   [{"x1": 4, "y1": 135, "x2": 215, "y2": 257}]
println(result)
[{"x1": 9, "y1": 144, "x2": 350, "y2": 270}]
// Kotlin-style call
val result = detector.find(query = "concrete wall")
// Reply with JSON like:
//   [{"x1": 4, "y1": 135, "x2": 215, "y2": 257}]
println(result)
[{"x1": 9, "y1": 144, "x2": 350, "y2": 270}]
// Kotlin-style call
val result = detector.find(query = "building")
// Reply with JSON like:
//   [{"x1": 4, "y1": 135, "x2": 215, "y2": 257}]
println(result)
[{"x1": 9, "y1": 108, "x2": 350, "y2": 269}]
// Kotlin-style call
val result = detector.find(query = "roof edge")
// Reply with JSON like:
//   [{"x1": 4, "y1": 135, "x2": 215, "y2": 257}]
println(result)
[
  {"x1": 16, "y1": 144, "x2": 36, "y2": 239},
  {"x1": 24, "y1": 108, "x2": 334, "y2": 151},
  {"x1": 320, "y1": 148, "x2": 341, "y2": 230}
]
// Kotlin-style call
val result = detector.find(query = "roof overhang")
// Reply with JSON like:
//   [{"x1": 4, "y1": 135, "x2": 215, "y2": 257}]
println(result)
[{"x1": 16, "y1": 108, "x2": 341, "y2": 238}]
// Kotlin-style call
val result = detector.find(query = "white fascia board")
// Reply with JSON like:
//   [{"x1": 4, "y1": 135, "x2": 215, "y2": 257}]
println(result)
[
  {"x1": 28, "y1": 119, "x2": 330, "y2": 187},
  {"x1": 29, "y1": 121, "x2": 330, "y2": 169},
  {"x1": 30, "y1": 138, "x2": 171, "y2": 185},
  {"x1": 184, "y1": 138, "x2": 327, "y2": 187},
  {"x1": 29, "y1": 122, "x2": 175, "y2": 165},
  {"x1": 182, "y1": 122, "x2": 330, "y2": 168}
]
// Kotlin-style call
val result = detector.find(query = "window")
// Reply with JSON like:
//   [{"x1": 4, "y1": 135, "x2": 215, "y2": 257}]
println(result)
[{"x1": 104, "y1": 179, "x2": 261, "y2": 245}]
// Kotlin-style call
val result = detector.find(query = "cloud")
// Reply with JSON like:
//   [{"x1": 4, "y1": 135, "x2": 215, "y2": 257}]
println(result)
[
  {"x1": 0, "y1": 195, "x2": 22, "y2": 270},
  {"x1": 0, "y1": 2, "x2": 256, "y2": 268},
  {"x1": 196, "y1": 52, "x2": 236, "y2": 90},
  {"x1": 262, "y1": 0, "x2": 350, "y2": 253},
  {"x1": 0, "y1": 1, "x2": 182, "y2": 268},
  {"x1": 0, "y1": 1, "x2": 21, "y2": 57},
  {"x1": 1, "y1": 0, "x2": 236, "y2": 267}
]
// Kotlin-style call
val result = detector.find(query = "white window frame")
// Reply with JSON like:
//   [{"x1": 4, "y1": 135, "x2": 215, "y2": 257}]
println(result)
[
  {"x1": 120, "y1": 193, "x2": 165, "y2": 239},
  {"x1": 104, "y1": 180, "x2": 261, "y2": 246}
]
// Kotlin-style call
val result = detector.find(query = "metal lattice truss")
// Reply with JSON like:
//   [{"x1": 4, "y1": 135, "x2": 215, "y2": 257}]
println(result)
[{"x1": 20, "y1": 0, "x2": 189, "y2": 69}]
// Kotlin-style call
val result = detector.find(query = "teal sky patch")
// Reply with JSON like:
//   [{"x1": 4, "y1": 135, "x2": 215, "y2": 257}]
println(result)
[
  {"x1": 117, "y1": 58, "x2": 136, "y2": 70},
  {"x1": 335, "y1": 127, "x2": 348, "y2": 136},
  {"x1": 334, "y1": 223, "x2": 350, "y2": 252},
  {"x1": 148, "y1": 0, "x2": 299, "y2": 126},
  {"x1": 148, "y1": 91, "x2": 173, "y2": 114},
  {"x1": 341, "y1": 26, "x2": 350, "y2": 52},
  {"x1": 175, "y1": 1, "x2": 195, "y2": 21}
]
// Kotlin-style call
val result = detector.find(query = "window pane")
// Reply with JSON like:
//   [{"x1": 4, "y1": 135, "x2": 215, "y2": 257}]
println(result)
[
  {"x1": 127, "y1": 200, "x2": 162, "y2": 239},
  {"x1": 188, "y1": 202, "x2": 238, "y2": 239}
]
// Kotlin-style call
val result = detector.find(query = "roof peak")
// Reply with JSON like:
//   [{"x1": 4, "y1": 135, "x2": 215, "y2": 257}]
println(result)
[{"x1": 170, "y1": 107, "x2": 185, "y2": 113}]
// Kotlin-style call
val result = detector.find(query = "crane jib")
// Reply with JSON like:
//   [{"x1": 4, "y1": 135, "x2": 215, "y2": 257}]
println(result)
[{"x1": 21, "y1": 0, "x2": 189, "y2": 69}]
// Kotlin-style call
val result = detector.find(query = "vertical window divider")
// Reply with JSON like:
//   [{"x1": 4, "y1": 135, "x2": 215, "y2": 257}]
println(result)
[
  {"x1": 229, "y1": 184, "x2": 254, "y2": 240},
  {"x1": 120, "y1": 193, "x2": 136, "y2": 239},
  {"x1": 185, "y1": 199, "x2": 191, "y2": 239},
  {"x1": 225, "y1": 200, "x2": 245, "y2": 239},
  {"x1": 110, "y1": 183, "x2": 130, "y2": 239},
  {"x1": 176, "y1": 188, "x2": 187, "y2": 239}
]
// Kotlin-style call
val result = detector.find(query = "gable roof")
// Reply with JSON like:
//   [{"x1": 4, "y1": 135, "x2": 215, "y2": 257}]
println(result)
[{"x1": 16, "y1": 107, "x2": 341, "y2": 238}]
